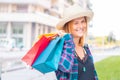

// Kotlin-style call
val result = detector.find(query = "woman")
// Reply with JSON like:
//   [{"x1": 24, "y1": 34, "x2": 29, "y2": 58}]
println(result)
[{"x1": 55, "y1": 4, "x2": 98, "y2": 80}]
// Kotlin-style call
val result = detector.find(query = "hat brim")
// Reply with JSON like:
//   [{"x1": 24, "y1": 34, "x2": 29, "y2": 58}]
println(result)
[{"x1": 56, "y1": 10, "x2": 93, "y2": 30}]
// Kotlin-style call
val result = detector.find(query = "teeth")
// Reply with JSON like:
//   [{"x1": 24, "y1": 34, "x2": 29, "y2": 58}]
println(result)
[{"x1": 75, "y1": 28, "x2": 83, "y2": 31}]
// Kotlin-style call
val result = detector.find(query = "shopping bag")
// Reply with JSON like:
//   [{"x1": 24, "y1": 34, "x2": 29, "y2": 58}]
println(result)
[
  {"x1": 21, "y1": 33, "x2": 57, "y2": 66},
  {"x1": 32, "y1": 37, "x2": 64, "y2": 74}
]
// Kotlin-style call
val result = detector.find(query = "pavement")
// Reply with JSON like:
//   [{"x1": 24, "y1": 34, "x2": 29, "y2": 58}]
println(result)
[
  {"x1": 0, "y1": 46, "x2": 120, "y2": 80},
  {"x1": 0, "y1": 49, "x2": 57, "y2": 80}
]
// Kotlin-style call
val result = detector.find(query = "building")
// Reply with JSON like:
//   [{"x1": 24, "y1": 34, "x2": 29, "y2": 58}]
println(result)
[
  {"x1": 0, "y1": 0, "x2": 61, "y2": 49},
  {"x1": 0, "y1": 0, "x2": 91, "y2": 50}
]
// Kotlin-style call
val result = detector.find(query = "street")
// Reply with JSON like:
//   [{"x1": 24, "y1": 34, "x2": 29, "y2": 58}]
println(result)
[{"x1": 1, "y1": 47, "x2": 120, "y2": 80}]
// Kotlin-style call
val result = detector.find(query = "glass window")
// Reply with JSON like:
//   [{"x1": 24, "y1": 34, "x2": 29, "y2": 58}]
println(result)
[
  {"x1": 11, "y1": 22, "x2": 24, "y2": 34},
  {"x1": 43, "y1": 25, "x2": 46, "y2": 34},
  {"x1": 48, "y1": 26, "x2": 51, "y2": 33},
  {"x1": 0, "y1": 22, "x2": 7, "y2": 34},
  {"x1": 11, "y1": 22, "x2": 25, "y2": 48},
  {"x1": 44, "y1": 9, "x2": 51, "y2": 15},
  {"x1": 65, "y1": 0, "x2": 74, "y2": 5},
  {"x1": 0, "y1": 4, "x2": 8, "y2": 12},
  {"x1": 16, "y1": 4, "x2": 28, "y2": 12},
  {"x1": 13, "y1": 37, "x2": 23, "y2": 48},
  {"x1": 50, "y1": 27, "x2": 56, "y2": 32}
]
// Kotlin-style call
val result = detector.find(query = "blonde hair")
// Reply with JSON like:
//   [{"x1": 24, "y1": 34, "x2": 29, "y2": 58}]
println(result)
[{"x1": 62, "y1": 17, "x2": 87, "y2": 46}]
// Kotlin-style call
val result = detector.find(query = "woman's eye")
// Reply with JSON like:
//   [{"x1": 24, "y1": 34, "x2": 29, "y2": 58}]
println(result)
[
  {"x1": 81, "y1": 20, "x2": 86, "y2": 23},
  {"x1": 74, "y1": 23, "x2": 78, "y2": 25},
  {"x1": 74, "y1": 22, "x2": 79, "y2": 25}
]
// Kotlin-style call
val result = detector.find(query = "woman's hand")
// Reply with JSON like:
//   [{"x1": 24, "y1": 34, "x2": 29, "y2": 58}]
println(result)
[{"x1": 57, "y1": 30, "x2": 67, "y2": 37}]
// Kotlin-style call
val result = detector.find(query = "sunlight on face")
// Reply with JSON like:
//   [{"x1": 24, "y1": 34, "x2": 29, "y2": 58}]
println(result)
[{"x1": 71, "y1": 17, "x2": 87, "y2": 38}]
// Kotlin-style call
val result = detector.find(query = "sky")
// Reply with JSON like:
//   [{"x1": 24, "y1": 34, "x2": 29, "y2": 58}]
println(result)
[{"x1": 90, "y1": 0, "x2": 120, "y2": 40}]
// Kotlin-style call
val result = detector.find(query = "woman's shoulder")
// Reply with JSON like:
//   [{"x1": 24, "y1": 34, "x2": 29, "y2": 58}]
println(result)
[
  {"x1": 83, "y1": 43, "x2": 92, "y2": 55},
  {"x1": 63, "y1": 33, "x2": 73, "y2": 40},
  {"x1": 84, "y1": 43, "x2": 89, "y2": 49}
]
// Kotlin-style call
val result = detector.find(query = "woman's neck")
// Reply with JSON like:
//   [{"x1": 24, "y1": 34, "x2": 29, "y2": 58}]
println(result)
[
  {"x1": 73, "y1": 37, "x2": 80, "y2": 47},
  {"x1": 73, "y1": 37, "x2": 85, "y2": 60}
]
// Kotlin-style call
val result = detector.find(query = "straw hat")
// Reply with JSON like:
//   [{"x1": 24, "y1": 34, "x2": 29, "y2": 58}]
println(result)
[{"x1": 56, "y1": 4, "x2": 94, "y2": 30}]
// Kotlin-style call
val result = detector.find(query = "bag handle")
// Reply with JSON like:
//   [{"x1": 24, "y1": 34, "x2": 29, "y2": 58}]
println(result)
[
  {"x1": 47, "y1": 33, "x2": 59, "y2": 40},
  {"x1": 38, "y1": 33, "x2": 59, "y2": 40}
]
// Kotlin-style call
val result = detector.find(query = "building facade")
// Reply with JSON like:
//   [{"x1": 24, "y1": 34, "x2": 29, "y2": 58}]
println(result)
[
  {"x1": 0, "y1": 0, "x2": 91, "y2": 50},
  {"x1": 0, "y1": 0, "x2": 60, "y2": 49}
]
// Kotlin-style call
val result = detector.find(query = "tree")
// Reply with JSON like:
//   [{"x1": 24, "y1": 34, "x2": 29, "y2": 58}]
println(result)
[{"x1": 107, "y1": 32, "x2": 116, "y2": 43}]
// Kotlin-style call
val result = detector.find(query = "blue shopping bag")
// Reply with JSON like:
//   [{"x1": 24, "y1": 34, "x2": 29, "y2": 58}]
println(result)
[{"x1": 32, "y1": 37, "x2": 64, "y2": 73}]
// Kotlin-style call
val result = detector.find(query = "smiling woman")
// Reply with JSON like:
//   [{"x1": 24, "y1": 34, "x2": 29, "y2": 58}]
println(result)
[
  {"x1": 55, "y1": 4, "x2": 98, "y2": 80},
  {"x1": 62, "y1": 17, "x2": 87, "y2": 46}
]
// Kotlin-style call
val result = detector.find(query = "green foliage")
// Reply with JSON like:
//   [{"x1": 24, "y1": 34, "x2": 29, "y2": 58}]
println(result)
[{"x1": 95, "y1": 56, "x2": 120, "y2": 80}]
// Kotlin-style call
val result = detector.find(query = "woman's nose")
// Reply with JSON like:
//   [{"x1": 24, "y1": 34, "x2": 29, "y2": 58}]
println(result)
[{"x1": 79, "y1": 24, "x2": 84, "y2": 28}]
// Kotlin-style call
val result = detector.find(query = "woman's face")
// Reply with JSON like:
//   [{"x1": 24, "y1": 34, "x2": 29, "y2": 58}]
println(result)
[{"x1": 70, "y1": 17, "x2": 87, "y2": 38}]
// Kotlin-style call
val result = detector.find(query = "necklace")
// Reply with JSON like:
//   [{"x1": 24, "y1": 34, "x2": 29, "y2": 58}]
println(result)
[
  {"x1": 75, "y1": 47, "x2": 87, "y2": 72},
  {"x1": 83, "y1": 66, "x2": 86, "y2": 72}
]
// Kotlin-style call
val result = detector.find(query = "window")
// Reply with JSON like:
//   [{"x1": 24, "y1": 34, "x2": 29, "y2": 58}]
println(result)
[
  {"x1": 48, "y1": 26, "x2": 51, "y2": 33},
  {"x1": 65, "y1": 0, "x2": 74, "y2": 5},
  {"x1": 43, "y1": 25, "x2": 46, "y2": 34},
  {"x1": 16, "y1": 4, "x2": 28, "y2": 12},
  {"x1": 0, "y1": 22, "x2": 7, "y2": 34},
  {"x1": 44, "y1": 9, "x2": 51, "y2": 15},
  {"x1": 11, "y1": 22, "x2": 24, "y2": 34},
  {"x1": 11, "y1": 22, "x2": 25, "y2": 48},
  {"x1": 13, "y1": 37, "x2": 23, "y2": 48},
  {"x1": 0, "y1": 4, "x2": 8, "y2": 12},
  {"x1": 51, "y1": 5, "x2": 58, "y2": 10}
]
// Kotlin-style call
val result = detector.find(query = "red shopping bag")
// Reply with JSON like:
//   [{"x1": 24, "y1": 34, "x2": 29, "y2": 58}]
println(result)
[{"x1": 21, "y1": 33, "x2": 57, "y2": 66}]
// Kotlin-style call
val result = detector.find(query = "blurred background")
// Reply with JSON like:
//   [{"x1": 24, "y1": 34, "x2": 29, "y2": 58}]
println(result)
[{"x1": 0, "y1": 0, "x2": 120, "y2": 80}]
